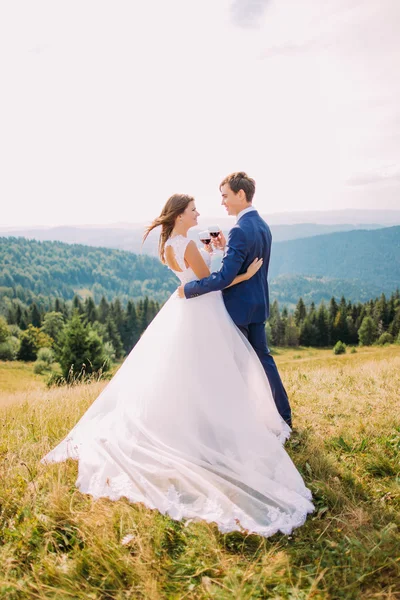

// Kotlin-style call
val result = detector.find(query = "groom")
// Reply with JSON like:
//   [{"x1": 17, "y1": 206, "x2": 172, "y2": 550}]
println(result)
[{"x1": 178, "y1": 171, "x2": 292, "y2": 427}]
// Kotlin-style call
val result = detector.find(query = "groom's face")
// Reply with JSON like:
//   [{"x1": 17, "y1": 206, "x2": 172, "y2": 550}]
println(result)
[{"x1": 221, "y1": 183, "x2": 244, "y2": 216}]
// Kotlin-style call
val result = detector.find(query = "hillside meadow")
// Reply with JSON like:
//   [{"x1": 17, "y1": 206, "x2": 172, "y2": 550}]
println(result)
[{"x1": 0, "y1": 346, "x2": 399, "y2": 599}]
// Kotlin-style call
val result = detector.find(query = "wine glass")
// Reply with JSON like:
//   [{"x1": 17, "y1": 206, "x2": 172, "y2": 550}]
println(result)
[
  {"x1": 208, "y1": 225, "x2": 221, "y2": 240},
  {"x1": 198, "y1": 231, "x2": 212, "y2": 246}
]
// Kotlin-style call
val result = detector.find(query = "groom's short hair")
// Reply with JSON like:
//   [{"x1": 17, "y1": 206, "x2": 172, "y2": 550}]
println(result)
[{"x1": 220, "y1": 172, "x2": 256, "y2": 203}]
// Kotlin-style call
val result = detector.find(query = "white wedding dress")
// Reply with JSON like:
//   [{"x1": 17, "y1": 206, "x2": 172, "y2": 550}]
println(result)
[{"x1": 42, "y1": 235, "x2": 313, "y2": 537}]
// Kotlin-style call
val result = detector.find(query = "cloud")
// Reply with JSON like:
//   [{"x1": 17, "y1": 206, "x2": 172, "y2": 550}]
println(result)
[
  {"x1": 346, "y1": 163, "x2": 400, "y2": 186},
  {"x1": 230, "y1": 0, "x2": 271, "y2": 28}
]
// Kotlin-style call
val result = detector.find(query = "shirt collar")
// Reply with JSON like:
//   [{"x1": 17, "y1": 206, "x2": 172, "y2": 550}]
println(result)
[{"x1": 236, "y1": 205, "x2": 256, "y2": 222}]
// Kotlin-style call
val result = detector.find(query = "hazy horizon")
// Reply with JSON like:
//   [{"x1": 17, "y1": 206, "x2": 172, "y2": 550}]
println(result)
[{"x1": 1, "y1": 208, "x2": 400, "y2": 232}]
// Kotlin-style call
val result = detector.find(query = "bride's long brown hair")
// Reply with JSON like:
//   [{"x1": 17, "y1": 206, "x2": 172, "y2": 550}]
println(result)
[{"x1": 143, "y1": 194, "x2": 195, "y2": 263}]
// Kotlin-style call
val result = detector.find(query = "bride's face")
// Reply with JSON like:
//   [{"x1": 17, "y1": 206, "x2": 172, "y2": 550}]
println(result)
[{"x1": 178, "y1": 201, "x2": 199, "y2": 229}]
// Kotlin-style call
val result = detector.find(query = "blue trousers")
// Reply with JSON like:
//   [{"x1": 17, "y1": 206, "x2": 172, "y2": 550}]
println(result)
[{"x1": 238, "y1": 323, "x2": 292, "y2": 426}]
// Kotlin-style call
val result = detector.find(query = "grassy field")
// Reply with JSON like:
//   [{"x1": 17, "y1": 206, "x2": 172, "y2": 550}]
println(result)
[{"x1": 0, "y1": 346, "x2": 399, "y2": 599}]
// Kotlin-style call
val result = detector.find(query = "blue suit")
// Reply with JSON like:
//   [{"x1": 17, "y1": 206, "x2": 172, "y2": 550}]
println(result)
[{"x1": 184, "y1": 210, "x2": 292, "y2": 425}]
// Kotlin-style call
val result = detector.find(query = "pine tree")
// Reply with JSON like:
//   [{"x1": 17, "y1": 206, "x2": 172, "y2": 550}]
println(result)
[
  {"x1": 110, "y1": 298, "x2": 125, "y2": 339},
  {"x1": 269, "y1": 301, "x2": 285, "y2": 346},
  {"x1": 309, "y1": 302, "x2": 317, "y2": 325},
  {"x1": 358, "y1": 316, "x2": 378, "y2": 346},
  {"x1": 30, "y1": 303, "x2": 42, "y2": 327},
  {"x1": 138, "y1": 297, "x2": 150, "y2": 333},
  {"x1": 316, "y1": 302, "x2": 330, "y2": 346},
  {"x1": 19, "y1": 309, "x2": 29, "y2": 331},
  {"x1": 15, "y1": 304, "x2": 23, "y2": 327},
  {"x1": 346, "y1": 316, "x2": 358, "y2": 345},
  {"x1": 72, "y1": 295, "x2": 84, "y2": 314},
  {"x1": 374, "y1": 293, "x2": 389, "y2": 328},
  {"x1": 299, "y1": 318, "x2": 318, "y2": 347},
  {"x1": 122, "y1": 300, "x2": 140, "y2": 353},
  {"x1": 84, "y1": 297, "x2": 98, "y2": 324},
  {"x1": 294, "y1": 298, "x2": 306, "y2": 326},
  {"x1": 98, "y1": 296, "x2": 110, "y2": 324},
  {"x1": 333, "y1": 310, "x2": 349, "y2": 344},
  {"x1": 59, "y1": 312, "x2": 109, "y2": 378},
  {"x1": 329, "y1": 297, "x2": 338, "y2": 323},
  {"x1": 54, "y1": 298, "x2": 62, "y2": 313},
  {"x1": 284, "y1": 316, "x2": 299, "y2": 347},
  {"x1": 105, "y1": 316, "x2": 124, "y2": 359}
]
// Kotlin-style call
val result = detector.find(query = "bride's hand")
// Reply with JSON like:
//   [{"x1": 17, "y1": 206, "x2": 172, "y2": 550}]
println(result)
[{"x1": 246, "y1": 258, "x2": 263, "y2": 279}]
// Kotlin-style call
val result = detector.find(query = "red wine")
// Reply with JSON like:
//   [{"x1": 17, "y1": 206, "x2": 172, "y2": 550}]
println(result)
[
  {"x1": 200, "y1": 238, "x2": 212, "y2": 245},
  {"x1": 209, "y1": 231, "x2": 220, "y2": 238}
]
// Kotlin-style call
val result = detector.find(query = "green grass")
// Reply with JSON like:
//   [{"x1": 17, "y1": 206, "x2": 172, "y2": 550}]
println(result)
[
  {"x1": 0, "y1": 347, "x2": 399, "y2": 599},
  {"x1": 0, "y1": 361, "x2": 46, "y2": 396}
]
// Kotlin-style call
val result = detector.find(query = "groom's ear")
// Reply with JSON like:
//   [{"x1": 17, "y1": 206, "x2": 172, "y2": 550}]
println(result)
[{"x1": 238, "y1": 189, "x2": 248, "y2": 203}]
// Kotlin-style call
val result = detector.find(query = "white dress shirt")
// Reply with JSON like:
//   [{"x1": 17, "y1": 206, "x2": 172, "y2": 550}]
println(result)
[{"x1": 236, "y1": 205, "x2": 256, "y2": 222}]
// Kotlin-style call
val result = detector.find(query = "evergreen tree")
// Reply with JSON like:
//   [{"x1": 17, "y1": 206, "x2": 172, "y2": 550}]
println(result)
[
  {"x1": 309, "y1": 302, "x2": 317, "y2": 325},
  {"x1": 294, "y1": 298, "x2": 306, "y2": 326},
  {"x1": 105, "y1": 316, "x2": 124, "y2": 359},
  {"x1": 15, "y1": 304, "x2": 23, "y2": 327},
  {"x1": 111, "y1": 298, "x2": 124, "y2": 330},
  {"x1": 30, "y1": 303, "x2": 42, "y2": 327},
  {"x1": 346, "y1": 316, "x2": 358, "y2": 345},
  {"x1": 269, "y1": 301, "x2": 285, "y2": 346},
  {"x1": 138, "y1": 297, "x2": 150, "y2": 333},
  {"x1": 284, "y1": 316, "x2": 299, "y2": 347},
  {"x1": 72, "y1": 295, "x2": 84, "y2": 314},
  {"x1": 17, "y1": 332, "x2": 38, "y2": 361},
  {"x1": 54, "y1": 298, "x2": 62, "y2": 313},
  {"x1": 299, "y1": 318, "x2": 318, "y2": 347},
  {"x1": 329, "y1": 297, "x2": 338, "y2": 323},
  {"x1": 122, "y1": 300, "x2": 140, "y2": 353},
  {"x1": 358, "y1": 316, "x2": 378, "y2": 346},
  {"x1": 98, "y1": 296, "x2": 110, "y2": 324},
  {"x1": 316, "y1": 302, "x2": 330, "y2": 346},
  {"x1": 84, "y1": 297, "x2": 98, "y2": 324},
  {"x1": 333, "y1": 309, "x2": 349, "y2": 344},
  {"x1": 59, "y1": 312, "x2": 109, "y2": 378},
  {"x1": 374, "y1": 293, "x2": 389, "y2": 328},
  {"x1": 19, "y1": 309, "x2": 29, "y2": 330}
]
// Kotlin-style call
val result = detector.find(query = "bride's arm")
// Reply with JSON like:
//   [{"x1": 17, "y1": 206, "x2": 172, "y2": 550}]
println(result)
[
  {"x1": 224, "y1": 258, "x2": 263, "y2": 288},
  {"x1": 182, "y1": 242, "x2": 262, "y2": 294},
  {"x1": 184, "y1": 241, "x2": 211, "y2": 279}
]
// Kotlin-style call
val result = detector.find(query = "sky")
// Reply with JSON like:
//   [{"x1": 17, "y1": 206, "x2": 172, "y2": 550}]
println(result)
[{"x1": 0, "y1": 0, "x2": 399, "y2": 227}]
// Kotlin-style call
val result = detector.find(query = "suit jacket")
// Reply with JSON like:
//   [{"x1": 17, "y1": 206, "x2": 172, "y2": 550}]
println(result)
[{"x1": 184, "y1": 210, "x2": 272, "y2": 327}]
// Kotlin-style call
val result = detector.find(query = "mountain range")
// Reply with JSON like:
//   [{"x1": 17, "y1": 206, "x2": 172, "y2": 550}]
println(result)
[{"x1": 1, "y1": 224, "x2": 399, "y2": 308}]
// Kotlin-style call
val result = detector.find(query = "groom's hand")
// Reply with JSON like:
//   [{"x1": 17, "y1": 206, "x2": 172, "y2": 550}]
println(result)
[
  {"x1": 177, "y1": 285, "x2": 185, "y2": 298},
  {"x1": 212, "y1": 231, "x2": 226, "y2": 251}
]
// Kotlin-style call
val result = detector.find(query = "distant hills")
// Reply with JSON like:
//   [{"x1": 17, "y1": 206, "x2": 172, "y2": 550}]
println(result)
[
  {"x1": 0, "y1": 221, "x2": 391, "y2": 257},
  {"x1": 0, "y1": 237, "x2": 177, "y2": 304},
  {"x1": 270, "y1": 226, "x2": 400, "y2": 286},
  {"x1": 0, "y1": 225, "x2": 399, "y2": 308}
]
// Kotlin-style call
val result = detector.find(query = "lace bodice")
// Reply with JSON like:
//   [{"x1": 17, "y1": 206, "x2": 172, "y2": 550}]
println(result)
[{"x1": 165, "y1": 235, "x2": 204, "y2": 284}]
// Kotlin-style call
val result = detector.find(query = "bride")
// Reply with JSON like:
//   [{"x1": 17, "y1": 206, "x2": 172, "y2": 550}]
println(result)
[{"x1": 42, "y1": 194, "x2": 313, "y2": 537}]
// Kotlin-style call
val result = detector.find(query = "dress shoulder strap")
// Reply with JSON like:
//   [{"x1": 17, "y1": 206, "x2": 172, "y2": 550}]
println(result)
[{"x1": 165, "y1": 235, "x2": 191, "y2": 271}]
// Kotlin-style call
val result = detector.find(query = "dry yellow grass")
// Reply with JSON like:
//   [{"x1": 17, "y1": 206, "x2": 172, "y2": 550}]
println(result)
[{"x1": 0, "y1": 346, "x2": 399, "y2": 599}]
